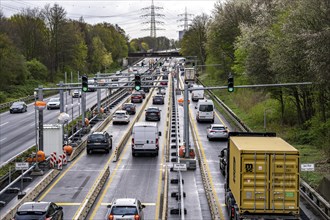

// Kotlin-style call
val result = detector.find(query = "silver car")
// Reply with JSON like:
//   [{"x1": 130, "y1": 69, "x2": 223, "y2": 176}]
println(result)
[
  {"x1": 206, "y1": 124, "x2": 228, "y2": 141},
  {"x1": 107, "y1": 198, "x2": 145, "y2": 220},
  {"x1": 113, "y1": 110, "x2": 130, "y2": 124},
  {"x1": 47, "y1": 98, "x2": 60, "y2": 110}
]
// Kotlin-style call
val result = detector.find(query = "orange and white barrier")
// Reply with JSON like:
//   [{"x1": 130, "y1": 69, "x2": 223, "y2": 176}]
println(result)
[
  {"x1": 57, "y1": 156, "x2": 63, "y2": 170},
  {"x1": 50, "y1": 152, "x2": 57, "y2": 168}
]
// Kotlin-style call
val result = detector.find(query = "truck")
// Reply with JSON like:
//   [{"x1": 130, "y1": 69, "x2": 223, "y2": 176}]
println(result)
[
  {"x1": 184, "y1": 67, "x2": 196, "y2": 83},
  {"x1": 220, "y1": 132, "x2": 300, "y2": 220},
  {"x1": 191, "y1": 85, "x2": 204, "y2": 101}
]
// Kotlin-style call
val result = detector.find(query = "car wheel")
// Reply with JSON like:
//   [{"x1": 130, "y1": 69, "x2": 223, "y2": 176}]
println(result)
[
  {"x1": 222, "y1": 170, "x2": 226, "y2": 176},
  {"x1": 211, "y1": 119, "x2": 214, "y2": 123},
  {"x1": 10, "y1": 111, "x2": 12, "y2": 114},
  {"x1": 132, "y1": 152, "x2": 136, "y2": 157},
  {"x1": 87, "y1": 149, "x2": 92, "y2": 154},
  {"x1": 105, "y1": 149, "x2": 110, "y2": 154},
  {"x1": 145, "y1": 117, "x2": 148, "y2": 121}
]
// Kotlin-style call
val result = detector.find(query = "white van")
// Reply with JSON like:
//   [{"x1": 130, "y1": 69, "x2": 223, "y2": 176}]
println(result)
[
  {"x1": 132, "y1": 122, "x2": 161, "y2": 156},
  {"x1": 191, "y1": 85, "x2": 204, "y2": 101},
  {"x1": 195, "y1": 99, "x2": 214, "y2": 123}
]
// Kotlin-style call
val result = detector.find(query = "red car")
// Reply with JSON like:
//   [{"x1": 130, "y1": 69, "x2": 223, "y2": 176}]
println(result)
[{"x1": 131, "y1": 92, "x2": 143, "y2": 103}]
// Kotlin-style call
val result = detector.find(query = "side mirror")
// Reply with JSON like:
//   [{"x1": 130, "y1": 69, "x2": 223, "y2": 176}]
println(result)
[
  {"x1": 159, "y1": 131, "x2": 162, "y2": 136},
  {"x1": 107, "y1": 204, "x2": 112, "y2": 208},
  {"x1": 110, "y1": 135, "x2": 113, "y2": 138},
  {"x1": 195, "y1": 106, "x2": 197, "y2": 109},
  {"x1": 57, "y1": 206, "x2": 63, "y2": 210},
  {"x1": 142, "y1": 205, "x2": 146, "y2": 209}
]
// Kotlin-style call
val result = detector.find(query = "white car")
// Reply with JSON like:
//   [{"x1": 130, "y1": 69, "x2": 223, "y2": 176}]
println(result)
[
  {"x1": 157, "y1": 88, "x2": 166, "y2": 95},
  {"x1": 106, "y1": 198, "x2": 145, "y2": 220},
  {"x1": 206, "y1": 124, "x2": 228, "y2": 141},
  {"x1": 115, "y1": 70, "x2": 121, "y2": 75},
  {"x1": 112, "y1": 110, "x2": 130, "y2": 124},
  {"x1": 47, "y1": 98, "x2": 60, "y2": 110},
  {"x1": 72, "y1": 89, "x2": 81, "y2": 98}
]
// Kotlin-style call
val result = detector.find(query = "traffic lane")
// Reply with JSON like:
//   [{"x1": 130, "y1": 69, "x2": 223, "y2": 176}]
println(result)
[
  {"x1": 36, "y1": 110, "x2": 130, "y2": 219},
  {"x1": 89, "y1": 85, "x2": 169, "y2": 219},
  {"x1": 189, "y1": 100, "x2": 229, "y2": 219}
]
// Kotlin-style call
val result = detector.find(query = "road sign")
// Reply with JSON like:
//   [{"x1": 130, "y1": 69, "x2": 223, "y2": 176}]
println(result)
[
  {"x1": 15, "y1": 162, "x2": 29, "y2": 171},
  {"x1": 173, "y1": 163, "x2": 187, "y2": 171},
  {"x1": 301, "y1": 163, "x2": 315, "y2": 171}
]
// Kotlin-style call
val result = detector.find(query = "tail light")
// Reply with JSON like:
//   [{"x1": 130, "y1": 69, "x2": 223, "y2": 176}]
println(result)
[
  {"x1": 157, "y1": 112, "x2": 160, "y2": 116},
  {"x1": 132, "y1": 138, "x2": 134, "y2": 144},
  {"x1": 156, "y1": 138, "x2": 158, "y2": 145},
  {"x1": 134, "y1": 215, "x2": 140, "y2": 220},
  {"x1": 210, "y1": 130, "x2": 217, "y2": 133},
  {"x1": 197, "y1": 112, "x2": 199, "y2": 117},
  {"x1": 108, "y1": 214, "x2": 114, "y2": 220},
  {"x1": 231, "y1": 207, "x2": 235, "y2": 218}
]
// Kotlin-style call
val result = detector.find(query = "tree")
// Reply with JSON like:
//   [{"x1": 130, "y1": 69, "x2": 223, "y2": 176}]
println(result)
[
  {"x1": 26, "y1": 58, "x2": 48, "y2": 81},
  {"x1": 91, "y1": 36, "x2": 112, "y2": 72}
]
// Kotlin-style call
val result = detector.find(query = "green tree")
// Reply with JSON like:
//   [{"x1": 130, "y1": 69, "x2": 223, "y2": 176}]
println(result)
[
  {"x1": 91, "y1": 36, "x2": 112, "y2": 72},
  {"x1": 26, "y1": 58, "x2": 48, "y2": 81},
  {"x1": 0, "y1": 34, "x2": 28, "y2": 89}
]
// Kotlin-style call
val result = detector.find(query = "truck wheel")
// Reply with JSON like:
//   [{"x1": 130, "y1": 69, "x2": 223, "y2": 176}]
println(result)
[{"x1": 87, "y1": 149, "x2": 92, "y2": 154}]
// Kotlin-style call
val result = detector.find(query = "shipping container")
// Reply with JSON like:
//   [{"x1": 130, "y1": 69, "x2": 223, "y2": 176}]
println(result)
[{"x1": 225, "y1": 132, "x2": 300, "y2": 219}]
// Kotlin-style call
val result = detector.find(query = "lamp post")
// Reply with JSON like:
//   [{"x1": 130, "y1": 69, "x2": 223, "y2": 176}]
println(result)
[{"x1": 58, "y1": 112, "x2": 70, "y2": 145}]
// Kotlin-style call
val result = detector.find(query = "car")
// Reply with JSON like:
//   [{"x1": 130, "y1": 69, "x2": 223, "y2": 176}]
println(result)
[
  {"x1": 106, "y1": 198, "x2": 145, "y2": 220},
  {"x1": 86, "y1": 131, "x2": 112, "y2": 154},
  {"x1": 157, "y1": 88, "x2": 166, "y2": 95},
  {"x1": 14, "y1": 201, "x2": 63, "y2": 220},
  {"x1": 206, "y1": 124, "x2": 228, "y2": 140},
  {"x1": 145, "y1": 106, "x2": 161, "y2": 121},
  {"x1": 122, "y1": 103, "x2": 136, "y2": 115},
  {"x1": 72, "y1": 89, "x2": 81, "y2": 98},
  {"x1": 143, "y1": 86, "x2": 150, "y2": 93},
  {"x1": 131, "y1": 92, "x2": 143, "y2": 103},
  {"x1": 47, "y1": 98, "x2": 60, "y2": 110},
  {"x1": 115, "y1": 70, "x2": 121, "y2": 75},
  {"x1": 219, "y1": 148, "x2": 228, "y2": 176},
  {"x1": 9, "y1": 101, "x2": 27, "y2": 113},
  {"x1": 152, "y1": 95, "x2": 164, "y2": 105},
  {"x1": 113, "y1": 110, "x2": 130, "y2": 124}
]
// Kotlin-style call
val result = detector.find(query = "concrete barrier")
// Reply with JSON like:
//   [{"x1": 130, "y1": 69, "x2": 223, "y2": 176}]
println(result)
[{"x1": 1, "y1": 169, "x2": 60, "y2": 220}]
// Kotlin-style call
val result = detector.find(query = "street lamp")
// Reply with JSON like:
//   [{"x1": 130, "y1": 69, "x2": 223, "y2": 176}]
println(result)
[{"x1": 58, "y1": 112, "x2": 70, "y2": 145}]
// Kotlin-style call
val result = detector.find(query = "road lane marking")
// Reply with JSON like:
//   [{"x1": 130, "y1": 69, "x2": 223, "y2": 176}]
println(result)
[
  {"x1": 189, "y1": 108, "x2": 226, "y2": 220},
  {"x1": 0, "y1": 122, "x2": 8, "y2": 126},
  {"x1": 88, "y1": 140, "x2": 131, "y2": 220},
  {"x1": 38, "y1": 150, "x2": 85, "y2": 200}
]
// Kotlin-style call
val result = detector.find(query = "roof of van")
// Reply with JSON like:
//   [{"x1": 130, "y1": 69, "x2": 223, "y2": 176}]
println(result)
[
  {"x1": 198, "y1": 99, "x2": 214, "y2": 104},
  {"x1": 134, "y1": 122, "x2": 158, "y2": 127}
]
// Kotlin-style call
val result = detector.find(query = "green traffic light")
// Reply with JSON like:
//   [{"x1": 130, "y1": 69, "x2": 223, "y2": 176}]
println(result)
[
  {"x1": 82, "y1": 87, "x2": 88, "y2": 92},
  {"x1": 135, "y1": 85, "x2": 141, "y2": 91},
  {"x1": 228, "y1": 87, "x2": 234, "y2": 92}
]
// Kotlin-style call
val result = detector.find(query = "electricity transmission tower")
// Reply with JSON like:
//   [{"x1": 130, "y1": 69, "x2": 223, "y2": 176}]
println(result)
[
  {"x1": 141, "y1": 0, "x2": 165, "y2": 38},
  {"x1": 178, "y1": 7, "x2": 193, "y2": 36}
]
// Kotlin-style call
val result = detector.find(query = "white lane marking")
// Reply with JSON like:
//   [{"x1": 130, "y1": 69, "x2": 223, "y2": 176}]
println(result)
[
  {"x1": 0, "y1": 122, "x2": 8, "y2": 127},
  {"x1": 0, "y1": 138, "x2": 6, "y2": 142},
  {"x1": 27, "y1": 111, "x2": 35, "y2": 115}
]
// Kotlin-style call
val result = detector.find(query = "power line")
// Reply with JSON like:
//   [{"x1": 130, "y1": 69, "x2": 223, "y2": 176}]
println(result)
[{"x1": 140, "y1": 0, "x2": 165, "y2": 38}]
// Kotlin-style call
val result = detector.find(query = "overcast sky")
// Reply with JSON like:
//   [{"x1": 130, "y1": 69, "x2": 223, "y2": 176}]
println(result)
[{"x1": 1, "y1": 0, "x2": 219, "y2": 40}]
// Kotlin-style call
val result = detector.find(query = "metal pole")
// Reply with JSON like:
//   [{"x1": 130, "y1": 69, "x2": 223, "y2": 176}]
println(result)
[
  {"x1": 59, "y1": 81, "x2": 64, "y2": 113},
  {"x1": 71, "y1": 71, "x2": 73, "y2": 84},
  {"x1": 65, "y1": 72, "x2": 67, "y2": 84},
  {"x1": 184, "y1": 83, "x2": 190, "y2": 158},
  {"x1": 81, "y1": 91, "x2": 86, "y2": 127},
  {"x1": 97, "y1": 73, "x2": 101, "y2": 113},
  {"x1": 38, "y1": 86, "x2": 44, "y2": 151}
]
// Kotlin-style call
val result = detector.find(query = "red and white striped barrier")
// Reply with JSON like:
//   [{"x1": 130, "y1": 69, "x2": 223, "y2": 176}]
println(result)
[
  {"x1": 57, "y1": 156, "x2": 63, "y2": 170},
  {"x1": 62, "y1": 153, "x2": 67, "y2": 165},
  {"x1": 50, "y1": 152, "x2": 57, "y2": 168}
]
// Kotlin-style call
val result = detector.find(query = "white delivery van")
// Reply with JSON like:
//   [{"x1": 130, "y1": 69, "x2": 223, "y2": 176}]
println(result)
[
  {"x1": 191, "y1": 85, "x2": 204, "y2": 101},
  {"x1": 132, "y1": 122, "x2": 161, "y2": 156},
  {"x1": 195, "y1": 99, "x2": 214, "y2": 123}
]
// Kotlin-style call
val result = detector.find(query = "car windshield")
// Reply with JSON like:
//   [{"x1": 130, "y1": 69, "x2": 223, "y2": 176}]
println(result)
[
  {"x1": 123, "y1": 104, "x2": 133, "y2": 108},
  {"x1": 147, "y1": 108, "x2": 159, "y2": 112},
  {"x1": 12, "y1": 102, "x2": 23, "y2": 107},
  {"x1": 132, "y1": 93, "x2": 141, "y2": 96},
  {"x1": 111, "y1": 206, "x2": 138, "y2": 215},
  {"x1": 88, "y1": 134, "x2": 105, "y2": 141},
  {"x1": 199, "y1": 105, "x2": 213, "y2": 111},
  {"x1": 49, "y1": 98, "x2": 59, "y2": 102},
  {"x1": 115, "y1": 112, "x2": 126, "y2": 116},
  {"x1": 212, "y1": 126, "x2": 226, "y2": 131}
]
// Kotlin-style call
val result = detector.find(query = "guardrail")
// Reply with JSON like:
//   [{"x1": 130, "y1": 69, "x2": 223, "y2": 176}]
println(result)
[{"x1": 197, "y1": 79, "x2": 330, "y2": 220}]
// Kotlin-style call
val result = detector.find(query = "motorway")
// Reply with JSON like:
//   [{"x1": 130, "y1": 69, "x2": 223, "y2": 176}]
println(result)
[{"x1": 1, "y1": 57, "x2": 321, "y2": 220}]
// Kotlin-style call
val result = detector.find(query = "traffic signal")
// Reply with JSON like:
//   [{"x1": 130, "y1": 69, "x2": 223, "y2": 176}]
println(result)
[
  {"x1": 82, "y1": 75, "x2": 88, "y2": 92},
  {"x1": 134, "y1": 74, "x2": 141, "y2": 91},
  {"x1": 228, "y1": 75, "x2": 234, "y2": 92}
]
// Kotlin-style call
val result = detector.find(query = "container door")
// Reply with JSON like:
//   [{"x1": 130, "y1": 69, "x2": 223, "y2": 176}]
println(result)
[
  {"x1": 241, "y1": 153, "x2": 269, "y2": 211},
  {"x1": 269, "y1": 154, "x2": 299, "y2": 213}
]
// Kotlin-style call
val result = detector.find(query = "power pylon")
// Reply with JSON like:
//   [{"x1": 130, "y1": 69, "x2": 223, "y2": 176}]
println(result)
[
  {"x1": 141, "y1": 0, "x2": 165, "y2": 38},
  {"x1": 178, "y1": 7, "x2": 193, "y2": 31}
]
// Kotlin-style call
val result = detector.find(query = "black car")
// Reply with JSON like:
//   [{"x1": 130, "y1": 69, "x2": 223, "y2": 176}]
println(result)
[
  {"x1": 152, "y1": 95, "x2": 164, "y2": 105},
  {"x1": 14, "y1": 201, "x2": 63, "y2": 220},
  {"x1": 86, "y1": 131, "x2": 112, "y2": 154},
  {"x1": 122, "y1": 103, "x2": 136, "y2": 115},
  {"x1": 145, "y1": 106, "x2": 161, "y2": 121},
  {"x1": 10, "y1": 101, "x2": 27, "y2": 113}
]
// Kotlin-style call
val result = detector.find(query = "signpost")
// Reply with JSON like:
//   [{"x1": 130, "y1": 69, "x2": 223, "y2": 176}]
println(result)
[
  {"x1": 301, "y1": 163, "x2": 315, "y2": 171},
  {"x1": 15, "y1": 162, "x2": 29, "y2": 199},
  {"x1": 173, "y1": 163, "x2": 187, "y2": 171}
]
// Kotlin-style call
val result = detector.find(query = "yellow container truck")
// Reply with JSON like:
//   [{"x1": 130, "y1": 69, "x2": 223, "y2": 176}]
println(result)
[{"x1": 223, "y1": 132, "x2": 300, "y2": 220}]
